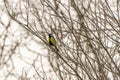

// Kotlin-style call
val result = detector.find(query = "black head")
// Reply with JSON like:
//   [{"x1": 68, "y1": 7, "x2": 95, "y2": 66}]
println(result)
[{"x1": 49, "y1": 34, "x2": 53, "y2": 37}]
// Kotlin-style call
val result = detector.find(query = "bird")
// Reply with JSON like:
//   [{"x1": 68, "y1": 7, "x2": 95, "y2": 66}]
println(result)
[{"x1": 48, "y1": 34, "x2": 59, "y2": 51}]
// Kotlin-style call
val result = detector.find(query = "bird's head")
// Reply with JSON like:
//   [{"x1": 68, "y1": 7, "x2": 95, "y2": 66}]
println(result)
[{"x1": 49, "y1": 34, "x2": 53, "y2": 37}]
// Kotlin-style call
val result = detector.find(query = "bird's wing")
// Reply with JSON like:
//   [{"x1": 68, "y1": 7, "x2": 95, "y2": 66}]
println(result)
[{"x1": 50, "y1": 37, "x2": 56, "y2": 46}]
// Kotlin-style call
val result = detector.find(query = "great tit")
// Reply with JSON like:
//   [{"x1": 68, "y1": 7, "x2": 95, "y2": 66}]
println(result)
[{"x1": 48, "y1": 34, "x2": 59, "y2": 51}]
